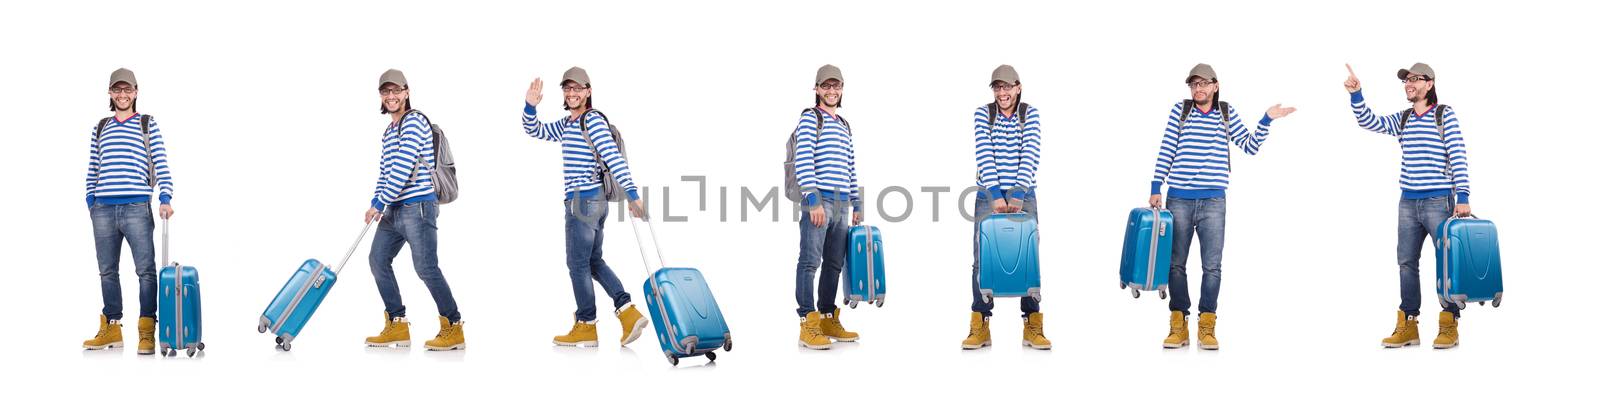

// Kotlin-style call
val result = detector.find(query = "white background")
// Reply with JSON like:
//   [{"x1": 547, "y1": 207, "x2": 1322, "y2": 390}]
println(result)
[{"x1": 2, "y1": 0, "x2": 1592, "y2": 397}]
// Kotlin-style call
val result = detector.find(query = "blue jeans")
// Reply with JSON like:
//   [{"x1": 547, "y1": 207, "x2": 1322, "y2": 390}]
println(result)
[
  {"x1": 565, "y1": 198, "x2": 632, "y2": 322},
  {"x1": 970, "y1": 195, "x2": 1040, "y2": 318},
  {"x1": 90, "y1": 201, "x2": 157, "y2": 321},
  {"x1": 369, "y1": 200, "x2": 461, "y2": 322},
  {"x1": 795, "y1": 197, "x2": 851, "y2": 317},
  {"x1": 1167, "y1": 197, "x2": 1225, "y2": 316},
  {"x1": 1398, "y1": 196, "x2": 1462, "y2": 317}
]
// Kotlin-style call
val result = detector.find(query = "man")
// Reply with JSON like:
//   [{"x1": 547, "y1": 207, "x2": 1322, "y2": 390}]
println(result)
[
  {"x1": 962, "y1": 65, "x2": 1050, "y2": 351},
  {"x1": 522, "y1": 67, "x2": 650, "y2": 347},
  {"x1": 789, "y1": 64, "x2": 864, "y2": 350},
  {"x1": 1150, "y1": 63, "x2": 1295, "y2": 350},
  {"x1": 1344, "y1": 63, "x2": 1474, "y2": 349},
  {"x1": 82, "y1": 68, "x2": 176, "y2": 355},
  {"x1": 362, "y1": 69, "x2": 466, "y2": 351}
]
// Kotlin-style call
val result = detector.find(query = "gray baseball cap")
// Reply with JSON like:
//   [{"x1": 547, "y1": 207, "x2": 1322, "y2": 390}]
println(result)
[
  {"x1": 991, "y1": 64, "x2": 1020, "y2": 85},
  {"x1": 815, "y1": 64, "x2": 843, "y2": 86},
  {"x1": 1187, "y1": 63, "x2": 1217, "y2": 83},
  {"x1": 109, "y1": 68, "x2": 137, "y2": 88},
  {"x1": 1397, "y1": 63, "x2": 1435, "y2": 80},
  {"x1": 562, "y1": 67, "x2": 591, "y2": 87},
  {"x1": 379, "y1": 69, "x2": 408, "y2": 89}
]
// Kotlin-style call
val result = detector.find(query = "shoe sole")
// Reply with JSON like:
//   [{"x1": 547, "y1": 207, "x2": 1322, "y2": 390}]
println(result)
[
  {"x1": 799, "y1": 340, "x2": 833, "y2": 350},
  {"x1": 1022, "y1": 341, "x2": 1051, "y2": 350},
  {"x1": 552, "y1": 340, "x2": 599, "y2": 347},
  {"x1": 620, "y1": 317, "x2": 650, "y2": 346},
  {"x1": 961, "y1": 341, "x2": 991, "y2": 350},
  {"x1": 425, "y1": 343, "x2": 465, "y2": 351},
  {"x1": 1432, "y1": 342, "x2": 1458, "y2": 349},
  {"x1": 138, "y1": 348, "x2": 155, "y2": 355},
  {"x1": 366, "y1": 342, "x2": 411, "y2": 348},
  {"x1": 1163, "y1": 340, "x2": 1189, "y2": 349},
  {"x1": 83, "y1": 342, "x2": 123, "y2": 350},
  {"x1": 1382, "y1": 339, "x2": 1420, "y2": 348},
  {"x1": 1199, "y1": 344, "x2": 1219, "y2": 350},
  {"x1": 828, "y1": 336, "x2": 859, "y2": 342}
]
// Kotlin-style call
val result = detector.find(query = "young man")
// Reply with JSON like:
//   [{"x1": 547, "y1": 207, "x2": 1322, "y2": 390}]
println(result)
[
  {"x1": 362, "y1": 69, "x2": 466, "y2": 351},
  {"x1": 82, "y1": 68, "x2": 176, "y2": 355},
  {"x1": 522, "y1": 67, "x2": 650, "y2": 347},
  {"x1": 1149, "y1": 63, "x2": 1295, "y2": 350},
  {"x1": 962, "y1": 64, "x2": 1049, "y2": 350},
  {"x1": 1344, "y1": 63, "x2": 1474, "y2": 349},
  {"x1": 790, "y1": 64, "x2": 863, "y2": 350}
]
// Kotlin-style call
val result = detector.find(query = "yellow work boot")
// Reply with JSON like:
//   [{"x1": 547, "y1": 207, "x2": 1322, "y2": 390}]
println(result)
[
  {"x1": 137, "y1": 317, "x2": 156, "y2": 355},
  {"x1": 553, "y1": 319, "x2": 598, "y2": 347},
  {"x1": 82, "y1": 315, "x2": 123, "y2": 350},
  {"x1": 1022, "y1": 312, "x2": 1052, "y2": 350},
  {"x1": 1433, "y1": 312, "x2": 1459, "y2": 349},
  {"x1": 616, "y1": 304, "x2": 650, "y2": 347},
  {"x1": 364, "y1": 313, "x2": 411, "y2": 347},
  {"x1": 1162, "y1": 311, "x2": 1189, "y2": 349},
  {"x1": 1381, "y1": 311, "x2": 1421, "y2": 348},
  {"x1": 425, "y1": 317, "x2": 465, "y2": 351},
  {"x1": 1197, "y1": 312, "x2": 1219, "y2": 350},
  {"x1": 798, "y1": 311, "x2": 832, "y2": 350},
  {"x1": 820, "y1": 308, "x2": 860, "y2": 342},
  {"x1": 961, "y1": 312, "x2": 991, "y2": 350}
]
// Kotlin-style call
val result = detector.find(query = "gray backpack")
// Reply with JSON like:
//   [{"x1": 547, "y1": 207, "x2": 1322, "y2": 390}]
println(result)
[
  {"x1": 579, "y1": 109, "x2": 628, "y2": 202},
  {"x1": 405, "y1": 110, "x2": 458, "y2": 204},
  {"x1": 94, "y1": 114, "x2": 157, "y2": 188},
  {"x1": 784, "y1": 108, "x2": 850, "y2": 203},
  {"x1": 1179, "y1": 100, "x2": 1232, "y2": 172}
]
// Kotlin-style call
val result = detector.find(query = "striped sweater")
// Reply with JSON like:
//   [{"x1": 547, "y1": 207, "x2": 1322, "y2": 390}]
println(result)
[
  {"x1": 521, "y1": 104, "x2": 641, "y2": 201},
  {"x1": 974, "y1": 105, "x2": 1042, "y2": 200},
  {"x1": 84, "y1": 113, "x2": 173, "y2": 207},
  {"x1": 1150, "y1": 102, "x2": 1274, "y2": 199},
  {"x1": 370, "y1": 111, "x2": 437, "y2": 211},
  {"x1": 1348, "y1": 90, "x2": 1471, "y2": 203},
  {"x1": 791, "y1": 108, "x2": 859, "y2": 208}
]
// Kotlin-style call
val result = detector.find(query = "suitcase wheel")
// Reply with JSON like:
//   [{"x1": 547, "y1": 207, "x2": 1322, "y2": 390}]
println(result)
[
  {"x1": 723, "y1": 340, "x2": 732, "y2": 352},
  {"x1": 186, "y1": 348, "x2": 196, "y2": 357},
  {"x1": 1120, "y1": 282, "x2": 1127, "y2": 290},
  {"x1": 1492, "y1": 295, "x2": 1502, "y2": 308},
  {"x1": 258, "y1": 324, "x2": 268, "y2": 334},
  {"x1": 197, "y1": 342, "x2": 206, "y2": 351},
  {"x1": 1478, "y1": 301, "x2": 1485, "y2": 306},
  {"x1": 275, "y1": 336, "x2": 284, "y2": 344},
  {"x1": 847, "y1": 299, "x2": 858, "y2": 309},
  {"x1": 982, "y1": 294, "x2": 993, "y2": 304},
  {"x1": 1131, "y1": 289, "x2": 1140, "y2": 299},
  {"x1": 1159, "y1": 289, "x2": 1168, "y2": 300},
  {"x1": 705, "y1": 351, "x2": 717, "y2": 362},
  {"x1": 874, "y1": 298, "x2": 884, "y2": 308},
  {"x1": 277, "y1": 342, "x2": 292, "y2": 351},
  {"x1": 1030, "y1": 293, "x2": 1041, "y2": 302},
  {"x1": 665, "y1": 352, "x2": 679, "y2": 366}
]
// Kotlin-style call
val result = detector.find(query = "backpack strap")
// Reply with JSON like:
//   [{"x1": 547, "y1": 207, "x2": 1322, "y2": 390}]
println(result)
[
  {"x1": 141, "y1": 115, "x2": 157, "y2": 188},
  {"x1": 1432, "y1": 105, "x2": 1456, "y2": 199},
  {"x1": 578, "y1": 109, "x2": 615, "y2": 175},
  {"x1": 401, "y1": 109, "x2": 437, "y2": 180},
  {"x1": 985, "y1": 102, "x2": 1028, "y2": 128}
]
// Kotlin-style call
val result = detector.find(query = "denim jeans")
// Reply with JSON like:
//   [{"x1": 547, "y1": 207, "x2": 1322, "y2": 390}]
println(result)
[
  {"x1": 970, "y1": 195, "x2": 1040, "y2": 318},
  {"x1": 369, "y1": 200, "x2": 462, "y2": 322},
  {"x1": 565, "y1": 198, "x2": 632, "y2": 322},
  {"x1": 1397, "y1": 196, "x2": 1462, "y2": 317},
  {"x1": 1167, "y1": 197, "x2": 1225, "y2": 316},
  {"x1": 795, "y1": 197, "x2": 851, "y2": 317},
  {"x1": 90, "y1": 201, "x2": 157, "y2": 321}
]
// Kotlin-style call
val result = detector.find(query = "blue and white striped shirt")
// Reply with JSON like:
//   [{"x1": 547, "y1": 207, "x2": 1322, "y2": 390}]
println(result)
[
  {"x1": 85, "y1": 114, "x2": 173, "y2": 207},
  {"x1": 791, "y1": 108, "x2": 859, "y2": 208},
  {"x1": 1348, "y1": 90, "x2": 1471, "y2": 203},
  {"x1": 1150, "y1": 102, "x2": 1274, "y2": 199},
  {"x1": 974, "y1": 105, "x2": 1042, "y2": 200},
  {"x1": 521, "y1": 104, "x2": 641, "y2": 201},
  {"x1": 370, "y1": 111, "x2": 436, "y2": 211}
]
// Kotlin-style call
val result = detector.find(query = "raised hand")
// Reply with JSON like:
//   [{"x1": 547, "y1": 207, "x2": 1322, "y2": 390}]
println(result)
[
  {"x1": 526, "y1": 77, "x2": 544, "y2": 106},
  {"x1": 1344, "y1": 64, "x2": 1362, "y2": 93},
  {"x1": 1267, "y1": 104, "x2": 1298, "y2": 120}
]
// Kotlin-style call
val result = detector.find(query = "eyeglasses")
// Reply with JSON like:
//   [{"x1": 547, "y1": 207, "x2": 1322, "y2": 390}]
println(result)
[
  {"x1": 990, "y1": 83, "x2": 1017, "y2": 91},
  {"x1": 1187, "y1": 80, "x2": 1216, "y2": 89},
  {"x1": 817, "y1": 82, "x2": 843, "y2": 90},
  {"x1": 109, "y1": 87, "x2": 135, "y2": 94},
  {"x1": 379, "y1": 88, "x2": 407, "y2": 95},
  {"x1": 1402, "y1": 76, "x2": 1432, "y2": 83},
  {"x1": 561, "y1": 85, "x2": 589, "y2": 92}
]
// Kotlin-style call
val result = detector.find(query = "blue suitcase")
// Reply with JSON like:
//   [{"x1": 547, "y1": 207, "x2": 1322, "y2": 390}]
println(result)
[
  {"x1": 1435, "y1": 216, "x2": 1503, "y2": 308},
  {"x1": 1119, "y1": 207, "x2": 1173, "y2": 299},
  {"x1": 631, "y1": 217, "x2": 731, "y2": 366},
  {"x1": 844, "y1": 225, "x2": 886, "y2": 308},
  {"x1": 156, "y1": 220, "x2": 204, "y2": 357},
  {"x1": 257, "y1": 223, "x2": 372, "y2": 351},
  {"x1": 978, "y1": 212, "x2": 1041, "y2": 303}
]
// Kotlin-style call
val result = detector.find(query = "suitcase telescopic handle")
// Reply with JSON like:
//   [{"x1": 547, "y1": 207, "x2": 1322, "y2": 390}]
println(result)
[{"x1": 330, "y1": 221, "x2": 376, "y2": 275}]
